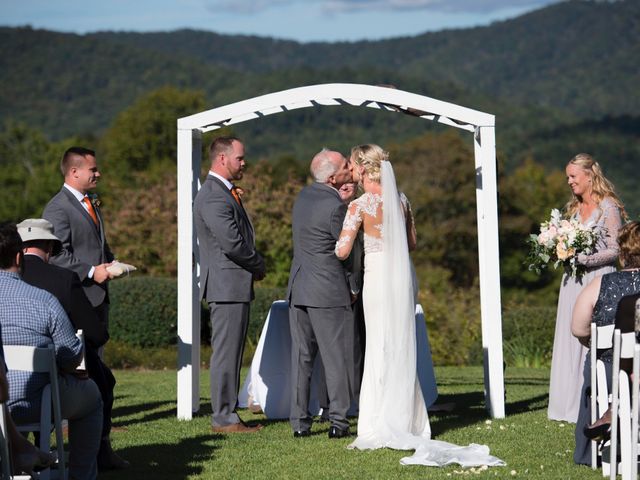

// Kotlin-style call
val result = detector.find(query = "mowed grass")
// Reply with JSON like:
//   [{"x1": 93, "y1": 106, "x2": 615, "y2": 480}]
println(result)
[{"x1": 100, "y1": 366, "x2": 601, "y2": 479}]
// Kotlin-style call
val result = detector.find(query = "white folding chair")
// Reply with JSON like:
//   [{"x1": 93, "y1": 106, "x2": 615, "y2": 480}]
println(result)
[
  {"x1": 609, "y1": 329, "x2": 636, "y2": 479},
  {"x1": 74, "y1": 330, "x2": 85, "y2": 373},
  {"x1": 630, "y1": 343, "x2": 640, "y2": 480},
  {"x1": 0, "y1": 403, "x2": 11, "y2": 480},
  {"x1": 0, "y1": 403, "x2": 32, "y2": 480},
  {"x1": 591, "y1": 323, "x2": 615, "y2": 472},
  {"x1": 3, "y1": 345, "x2": 66, "y2": 480}
]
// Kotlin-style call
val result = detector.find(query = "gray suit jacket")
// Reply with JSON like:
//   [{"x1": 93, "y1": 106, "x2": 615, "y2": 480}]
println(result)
[
  {"x1": 194, "y1": 175, "x2": 265, "y2": 303},
  {"x1": 287, "y1": 182, "x2": 351, "y2": 308},
  {"x1": 43, "y1": 187, "x2": 114, "y2": 307}
]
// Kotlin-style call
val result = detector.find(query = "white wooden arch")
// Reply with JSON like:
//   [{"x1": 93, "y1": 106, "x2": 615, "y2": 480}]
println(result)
[{"x1": 176, "y1": 83, "x2": 505, "y2": 420}]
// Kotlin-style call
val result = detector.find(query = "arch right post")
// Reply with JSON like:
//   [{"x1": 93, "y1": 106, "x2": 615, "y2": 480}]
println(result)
[{"x1": 474, "y1": 124, "x2": 505, "y2": 418}]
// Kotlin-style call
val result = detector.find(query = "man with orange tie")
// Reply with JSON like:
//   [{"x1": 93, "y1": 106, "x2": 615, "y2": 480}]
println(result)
[
  {"x1": 194, "y1": 136, "x2": 266, "y2": 433},
  {"x1": 43, "y1": 146, "x2": 129, "y2": 470}
]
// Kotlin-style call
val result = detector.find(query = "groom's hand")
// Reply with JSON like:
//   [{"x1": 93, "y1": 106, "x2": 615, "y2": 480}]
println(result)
[{"x1": 350, "y1": 292, "x2": 358, "y2": 304}]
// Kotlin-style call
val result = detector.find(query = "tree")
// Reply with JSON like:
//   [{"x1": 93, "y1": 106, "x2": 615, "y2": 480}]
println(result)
[{"x1": 100, "y1": 86, "x2": 205, "y2": 179}]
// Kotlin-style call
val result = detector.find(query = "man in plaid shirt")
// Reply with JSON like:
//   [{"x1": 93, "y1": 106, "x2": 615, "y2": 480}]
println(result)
[{"x1": 0, "y1": 223, "x2": 103, "y2": 480}]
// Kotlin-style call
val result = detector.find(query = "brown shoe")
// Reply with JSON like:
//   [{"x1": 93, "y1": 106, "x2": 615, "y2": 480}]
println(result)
[
  {"x1": 248, "y1": 403, "x2": 263, "y2": 414},
  {"x1": 211, "y1": 422, "x2": 263, "y2": 434}
]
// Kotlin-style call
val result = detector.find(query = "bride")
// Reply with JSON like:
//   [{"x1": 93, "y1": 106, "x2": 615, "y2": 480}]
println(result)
[{"x1": 335, "y1": 144, "x2": 504, "y2": 468}]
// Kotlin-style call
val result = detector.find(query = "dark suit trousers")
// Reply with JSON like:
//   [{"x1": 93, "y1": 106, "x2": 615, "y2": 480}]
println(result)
[
  {"x1": 289, "y1": 305, "x2": 353, "y2": 432},
  {"x1": 209, "y1": 301, "x2": 250, "y2": 427},
  {"x1": 85, "y1": 347, "x2": 116, "y2": 439},
  {"x1": 574, "y1": 352, "x2": 612, "y2": 465},
  {"x1": 317, "y1": 298, "x2": 365, "y2": 412}
]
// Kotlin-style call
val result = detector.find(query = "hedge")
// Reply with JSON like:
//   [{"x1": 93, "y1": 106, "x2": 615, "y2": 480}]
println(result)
[{"x1": 109, "y1": 276, "x2": 286, "y2": 348}]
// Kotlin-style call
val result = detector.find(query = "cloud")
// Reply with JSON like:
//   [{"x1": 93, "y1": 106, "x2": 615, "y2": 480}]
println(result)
[{"x1": 207, "y1": 0, "x2": 557, "y2": 15}]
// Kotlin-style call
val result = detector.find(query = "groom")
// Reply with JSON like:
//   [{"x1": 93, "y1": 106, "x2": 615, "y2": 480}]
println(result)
[{"x1": 288, "y1": 148, "x2": 354, "y2": 438}]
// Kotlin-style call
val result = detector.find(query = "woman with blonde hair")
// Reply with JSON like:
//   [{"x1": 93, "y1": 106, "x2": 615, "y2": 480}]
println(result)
[
  {"x1": 335, "y1": 144, "x2": 503, "y2": 468},
  {"x1": 548, "y1": 153, "x2": 627, "y2": 423}
]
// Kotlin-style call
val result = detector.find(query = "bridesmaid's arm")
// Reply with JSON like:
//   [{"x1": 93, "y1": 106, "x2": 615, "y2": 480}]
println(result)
[{"x1": 577, "y1": 200, "x2": 622, "y2": 267}]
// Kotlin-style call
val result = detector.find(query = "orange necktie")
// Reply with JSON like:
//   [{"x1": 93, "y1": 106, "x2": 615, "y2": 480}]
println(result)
[
  {"x1": 82, "y1": 196, "x2": 99, "y2": 226},
  {"x1": 230, "y1": 186, "x2": 242, "y2": 207}
]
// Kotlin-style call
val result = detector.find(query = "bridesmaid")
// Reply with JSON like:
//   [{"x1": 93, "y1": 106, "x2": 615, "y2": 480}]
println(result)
[{"x1": 547, "y1": 153, "x2": 626, "y2": 423}]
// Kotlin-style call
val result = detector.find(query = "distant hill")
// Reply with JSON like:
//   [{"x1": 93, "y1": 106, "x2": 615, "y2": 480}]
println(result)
[
  {"x1": 89, "y1": 0, "x2": 640, "y2": 118},
  {"x1": 0, "y1": 0, "x2": 638, "y2": 215}
]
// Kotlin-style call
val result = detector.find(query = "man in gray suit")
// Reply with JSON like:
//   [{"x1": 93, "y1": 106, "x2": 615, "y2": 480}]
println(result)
[
  {"x1": 43, "y1": 147, "x2": 114, "y2": 313},
  {"x1": 42, "y1": 146, "x2": 128, "y2": 470},
  {"x1": 288, "y1": 149, "x2": 354, "y2": 438},
  {"x1": 194, "y1": 136, "x2": 266, "y2": 434}
]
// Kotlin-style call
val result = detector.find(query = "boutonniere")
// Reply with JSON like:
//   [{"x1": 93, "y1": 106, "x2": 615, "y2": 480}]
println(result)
[{"x1": 89, "y1": 193, "x2": 101, "y2": 208}]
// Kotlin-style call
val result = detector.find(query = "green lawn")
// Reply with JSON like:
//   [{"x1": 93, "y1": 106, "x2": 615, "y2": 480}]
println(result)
[{"x1": 100, "y1": 366, "x2": 601, "y2": 479}]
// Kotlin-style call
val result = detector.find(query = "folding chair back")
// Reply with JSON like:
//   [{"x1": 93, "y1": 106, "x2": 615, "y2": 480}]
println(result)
[
  {"x1": 591, "y1": 323, "x2": 615, "y2": 470},
  {"x1": 610, "y1": 329, "x2": 637, "y2": 480},
  {"x1": 0, "y1": 403, "x2": 11, "y2": 480},
  {"x1": 3, "y1": 345, "x2": 66, "y2": 480},
  {"x1": 631, "y1": 343, "x2": 640, "y2": 480}
]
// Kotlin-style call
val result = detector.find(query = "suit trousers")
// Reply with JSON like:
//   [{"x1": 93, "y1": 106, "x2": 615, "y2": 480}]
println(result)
[
  {"x1": 85, "y1": 347, "x2": 116, "y2": 439},
  {"x1": 95, "y1": 302, "x2": 109, "y2": 360},
  {"x1": 574, "y1": 352, "x2": 612, "y2": 465},
  {"x1": 59, "y1": 374, "x2": 103, "y2": 480},
  {"x1": 316, "y1": 298, "x2": 365, "y2": 413},
  {"x1": 289, "y1": 304, "x2": 353, "y2": 432},
  {"x1": 209, "y1": 301, "x2": 250, "y2": 427}
]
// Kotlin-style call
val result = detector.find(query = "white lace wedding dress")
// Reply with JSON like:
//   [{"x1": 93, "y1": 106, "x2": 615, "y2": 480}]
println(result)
[{"x1": 335, "y1": 162, "x2": 504, "y2": 468}]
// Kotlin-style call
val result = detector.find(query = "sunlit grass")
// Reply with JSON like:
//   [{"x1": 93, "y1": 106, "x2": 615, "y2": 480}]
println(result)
[{"x1": 100, "y1": 366, "x2": 601, "y2": 479}]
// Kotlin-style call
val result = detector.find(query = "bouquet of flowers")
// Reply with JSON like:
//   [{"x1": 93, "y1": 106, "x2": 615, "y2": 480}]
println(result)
[{"x1": 527, "y1": 208, "x2": 600, "y2": 278}]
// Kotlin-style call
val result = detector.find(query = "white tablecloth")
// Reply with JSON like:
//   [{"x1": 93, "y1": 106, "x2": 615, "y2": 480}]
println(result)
[{"x1": 239, "y1": 301, "x2": 438, "y2": 419}]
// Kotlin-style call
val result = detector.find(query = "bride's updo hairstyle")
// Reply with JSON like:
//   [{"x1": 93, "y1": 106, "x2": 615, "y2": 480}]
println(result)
[
  {"x1": 618, "y1": 221, "x2": 640, "y2": 269},
  {"x1": 350, "y1": 144, "x2": 389, "y2": 184}
]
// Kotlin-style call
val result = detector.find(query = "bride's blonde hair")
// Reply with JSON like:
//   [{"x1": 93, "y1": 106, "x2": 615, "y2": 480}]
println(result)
[{"x1": 350, "y1": 144, "x2": 388, "y2": 183}]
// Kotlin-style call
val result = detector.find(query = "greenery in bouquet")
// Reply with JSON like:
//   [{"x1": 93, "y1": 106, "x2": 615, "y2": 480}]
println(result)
[{"x1": 527, "y1": 208, "x2": 600, "y2": 278}]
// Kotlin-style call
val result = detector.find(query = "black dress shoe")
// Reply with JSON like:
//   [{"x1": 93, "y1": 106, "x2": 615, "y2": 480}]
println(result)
[
  {"x1": 293, "y1": 430, "x2": 311, "y2": 438},
  {"x1": 328, "y1": 426, "x2": 351, "y2": 439},
  {"x1": 583, "y1": 422, "x2": 611, "y2": 441}
]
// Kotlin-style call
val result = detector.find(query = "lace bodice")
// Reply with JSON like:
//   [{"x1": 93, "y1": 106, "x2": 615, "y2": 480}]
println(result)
[
  {"x1": 593, "y1": 270, "x2": 640, "y2": 361},
  {"x1": 572, "y1": 197, "x2": 622, "y2": 269},
  {"x1": 335, "y1": 191, "x2": 414, "y2": 258}
]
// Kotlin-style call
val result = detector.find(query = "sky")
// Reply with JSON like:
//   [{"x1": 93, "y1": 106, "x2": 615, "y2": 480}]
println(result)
[{"x1": 1, "y1": 0, "x2": 560, "y2": 43}]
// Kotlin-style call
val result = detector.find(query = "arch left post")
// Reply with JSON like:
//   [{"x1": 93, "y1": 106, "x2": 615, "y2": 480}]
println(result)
[{"x1": 177, "y1": 127, "x2": 202, "y2": 420}]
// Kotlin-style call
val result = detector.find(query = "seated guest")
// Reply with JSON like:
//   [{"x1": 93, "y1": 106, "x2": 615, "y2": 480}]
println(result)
[
  {"x1": 0, "y1": 222, "x2": 103, "y2": 480},
  {"x1": 17, "y1": 218, "x2": 128, "y2": 470},
  {"x1": 571, "y1": 221, "x2": 640, "y2": 465},
  {"x1": 616, "y1": 293, "x2": 640, "y2": 341}
]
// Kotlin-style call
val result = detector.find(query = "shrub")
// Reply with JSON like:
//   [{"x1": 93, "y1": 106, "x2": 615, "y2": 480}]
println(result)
[
  {"x1": 502, "y1": 304, "x2": 556, "y2": 368},
  {"x1": 109, "y1": 276, "x2": 177, "y2": 347},
  {"x1": 422, "y1": 286, "x2": 483, "y2": 366}
]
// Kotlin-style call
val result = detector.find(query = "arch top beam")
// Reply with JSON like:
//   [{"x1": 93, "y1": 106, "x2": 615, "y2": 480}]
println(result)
[{"x1": 177, "y1": 83, "x2": 494, "y2": 133}]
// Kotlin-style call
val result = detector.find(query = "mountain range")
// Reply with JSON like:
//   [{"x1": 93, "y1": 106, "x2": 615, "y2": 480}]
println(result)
[{"x1": 0, "y1": 0, "x2": 637, "y2": 213}]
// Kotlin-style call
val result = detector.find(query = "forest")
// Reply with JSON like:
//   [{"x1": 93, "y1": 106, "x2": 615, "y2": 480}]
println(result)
[{"x1": 0, "y1": 0, "x2": 637, "y2": 365}]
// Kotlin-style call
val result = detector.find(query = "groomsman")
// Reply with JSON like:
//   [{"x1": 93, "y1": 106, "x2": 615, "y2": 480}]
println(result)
[
  {"x1": 43, "y1": 147, "x2": 115, "y2": 320},
  {"x1": 288, "y1": 149, "x2": 354, "y2": 438},
  {"x1": 42, "y1": 147, "x2": 128, "y2": 470},
  {"x1": 194, "y1": 136, "x2": 266, "y2": 433}
]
